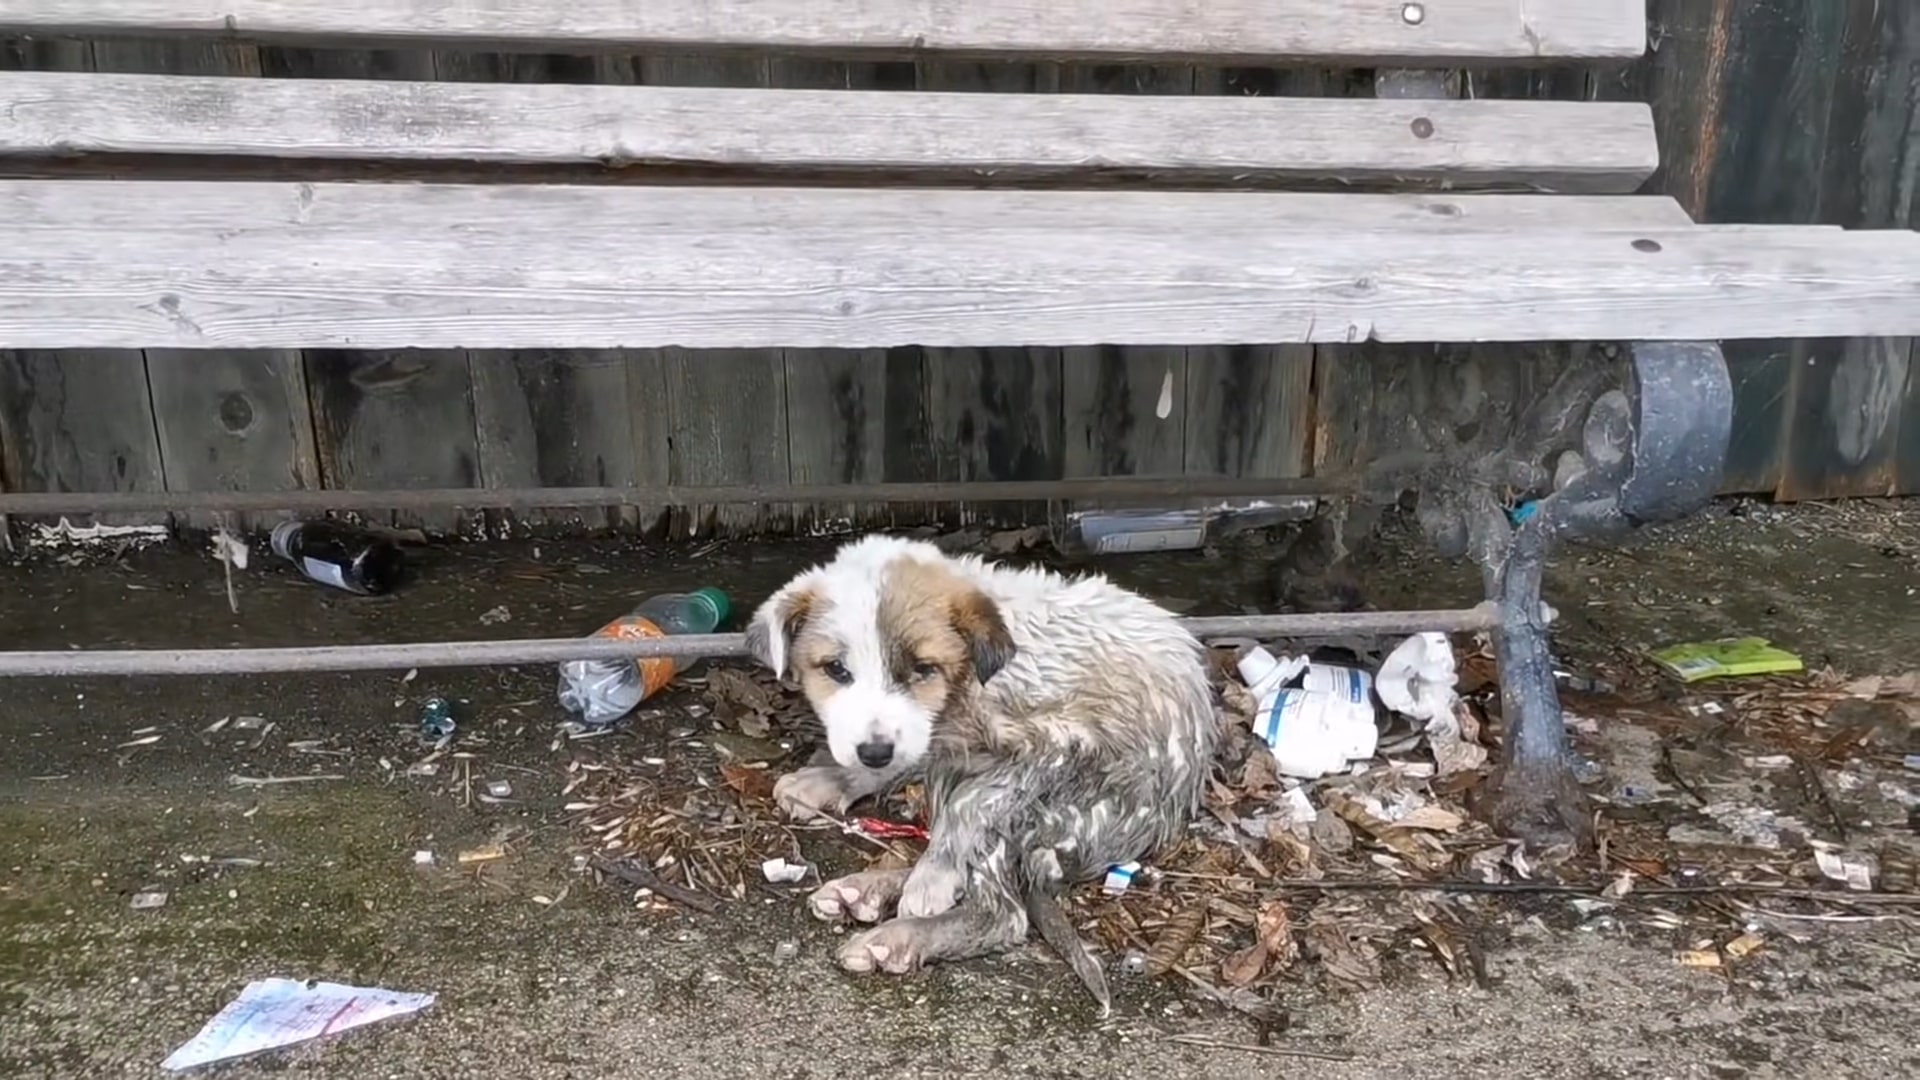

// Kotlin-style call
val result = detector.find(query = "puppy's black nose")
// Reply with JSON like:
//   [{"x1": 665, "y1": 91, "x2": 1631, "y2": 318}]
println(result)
[{"x1": 855, "y1": 741, "x2": 894, "y2": 769}]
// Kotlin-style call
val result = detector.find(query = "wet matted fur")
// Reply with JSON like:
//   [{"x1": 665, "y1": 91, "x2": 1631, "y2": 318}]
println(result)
[{"x1": 745, "y1": 535, "x2": 1219, "y2": 1006}]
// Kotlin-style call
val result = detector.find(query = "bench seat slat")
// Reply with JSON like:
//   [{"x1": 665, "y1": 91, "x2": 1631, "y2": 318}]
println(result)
[
  {"x1": 0, "y1": 71, "x2": 1661, "y2": 193},
  {"x1": 0, "y1": 0, "x2": 1646, "y2": 62},
  {"x1": 5, "y1": 182, "x2": 1914, "y2": 351}
]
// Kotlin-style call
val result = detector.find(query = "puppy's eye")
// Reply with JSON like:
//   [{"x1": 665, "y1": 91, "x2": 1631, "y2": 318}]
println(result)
[
  {"x1": 822, "y1": 659, "x2": 853, "y2": 686},
  {"x1": 910, "y1": 661, "x2": 940, "y2": 682}
]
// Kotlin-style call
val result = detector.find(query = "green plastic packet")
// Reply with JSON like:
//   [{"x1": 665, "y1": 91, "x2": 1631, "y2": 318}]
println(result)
[{"x1": 1649, "y1": 638, "x2": 1804, "y2": 683}]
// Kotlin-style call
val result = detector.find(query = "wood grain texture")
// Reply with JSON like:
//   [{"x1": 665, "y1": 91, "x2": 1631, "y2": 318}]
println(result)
[
  {"x1": 1777, "y1": 0, "x2": 1920, "y2": 501},
  {"x1": 783, "y1": 347, "x2": 933, "y2": 531},
  {"x1": 1062, "y1": 346, "x2": 1187, "y2": 479},
  {"x1": 0, "y1": 72, "x2": 1661, "y2": 192},
  {"x1": 145, "y1": 350, "x2": 317, "y2": 530},
  {"x1": 927, "y1": 348, "x2": 1063, "y2": 525},
  {"x1": 0, "y1": 351, "x2": 166, "y2": 526},
  {"x1": 469, "y1": 352, "x2": 639, "y2": 533},
  {"x1": 1185, "y1": 347, "x2": 1315, "y2": 479},
  {"x1": 0, "y1": 1, "x2": 1649, "y2": 61},
  {"x1": 661, "y1": 349, "x2": 790, "y2": 536},
  {"x1": 304, "y1": 352, "x2": 480, "y2": 533},
  {"x1": 17, "y1": 182, "x2": 1917, "y2": 351}
]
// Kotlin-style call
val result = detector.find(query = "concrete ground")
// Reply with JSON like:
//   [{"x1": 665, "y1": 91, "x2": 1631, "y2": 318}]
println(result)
[{"x1": 2, "y1": 502, "x2": 1918, "y2": 1078}]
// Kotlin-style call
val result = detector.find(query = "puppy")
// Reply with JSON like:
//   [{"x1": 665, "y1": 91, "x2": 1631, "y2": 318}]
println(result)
[{"x1": 745, "y1": 535, "x2": 1218, "y2": 1005}]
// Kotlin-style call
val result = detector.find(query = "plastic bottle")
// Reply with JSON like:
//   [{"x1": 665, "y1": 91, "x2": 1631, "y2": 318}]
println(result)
[
  {"x1": 557, "y1": 588, "x2": 731, "y2": 727},
  {"x1": 270, "y1": 520, "x2": 405, "y2": 596},
  {"x1": 1236, "y1": 645, "x2": 1379, "y2": 779}
]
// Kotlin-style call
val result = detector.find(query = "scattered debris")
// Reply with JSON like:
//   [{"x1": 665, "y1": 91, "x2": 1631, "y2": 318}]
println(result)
[
  {"x1": 412, "y1": 851, "x2": 435, "y2": 867},
  {"x1": 1238, "y1": 645, "x2": 1377, "y2": 778},
  {"x1": 457, "y1": 845, "x2": 507, "y2": 866},
  {"x1": 1676, "y1": 949, "x2": 1722, "y2": 969},
  {"x1": 117, "y1": 734, "x2": 163, "y2": 749},
  {"x1": 1103, "y1": 862, "x2": 1141, "y2": 895},
  {"x1": 130, "y1": 890, "x2": 168, "y2": 911},
  {"x1": 591, "y1": 856, "x2": 722, "y2": 914},
  {"x1": 228, "y1": 774, "x2": 346, "y2": 787},
  {"x1": 1219, "y1": 899, "x2": 1297, "y2": 986},
  {"x1": 1651, "y1": 638, "x2": 1805, "y2": 682},
  {"x1": 761, "y1": 858, "x2": 808, "y2": 884},
  {"x1": 1813, "y1": 846, "x2": 1877, "y2": 892},
  {"x1": 160, "y1": 978, "x2": 434, "y2": 1071},
  {"x1": 270, "y1": 520, "x2": 406, "y2": 597},
  {"x1": 419, "y1": 698, "x2": 457, "y2": 743},
  {"x1": 478, "y1": 604, "x2": 512, "y2": 626},
  {"x1": 483, "y1": 780, "x2": 514, "y2": 800}
]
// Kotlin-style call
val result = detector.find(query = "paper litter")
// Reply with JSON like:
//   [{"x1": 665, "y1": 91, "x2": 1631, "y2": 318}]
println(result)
[{"x1": 160, "y1": 977, "x2": 434, "y2": 1071}]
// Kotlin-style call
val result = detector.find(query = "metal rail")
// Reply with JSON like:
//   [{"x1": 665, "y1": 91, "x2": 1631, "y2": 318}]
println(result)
[
  {"x1": 0, "y1": 606, "x2": 1498, "y2": 677},
  {"x1": 0, "y1": 475, "x2": 1346, "y2": 517}
]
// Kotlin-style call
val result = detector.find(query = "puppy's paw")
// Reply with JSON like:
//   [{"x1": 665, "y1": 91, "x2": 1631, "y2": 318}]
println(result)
[
  {"x1": 838, "y1": 920, "x2": 928, "y2": 975},
  {"x1": 807, "y1": 869, "x2": 909, "y2": 924},
  {"x1": 773, "y1": 766, "x2": 850, "y2": 821},
  {"x1": 897, "y1": 861, "x2": 964, "y2": 919}
]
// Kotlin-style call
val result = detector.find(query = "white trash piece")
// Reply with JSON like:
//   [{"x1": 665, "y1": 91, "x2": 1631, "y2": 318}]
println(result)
[
  {"x1": 1375, "y1": 632, "x2": 1459, "y2": 722},
  {"x1": 1238, "y1": 646, "x2": 1378, "y2": 779},
  {"x1": 1375, "y1": 632, "x2": 1486, "y2": 775}
]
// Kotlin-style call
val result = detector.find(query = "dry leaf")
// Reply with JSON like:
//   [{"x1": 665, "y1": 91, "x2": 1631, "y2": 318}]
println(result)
[
  {"x1": 1396, "y1": 806, "x2": 1467, "y2": 833},
  {"x1": 1239, "y1": 747, "x2": 1281, "y2": 802},
  {"x1": 1676, "y1": 949, "x2": 1722, "y2": 969},
  {"x1": 1724, "y1": 932, "x2": 1765, "y2": 960},
  {"x1": 1219, "y1": 943, "x2": 1268, "y2": 987},
  {"x1": 1145, "y1": 904, "x2": 1208, "y2": 977},
  {"x1": 1305, "y1": 911, "x2": 1380, "y2": 992},
  {"x1": 1253, "y1": 900, "x2": 1298, "y2": 971},
  {"x1": 719, "y1": 762, "x2": 776, "y2": 801}
]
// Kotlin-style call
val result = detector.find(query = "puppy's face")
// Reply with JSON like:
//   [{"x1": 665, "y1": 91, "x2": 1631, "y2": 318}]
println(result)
[{"x1": 746, "y1": 548, "x2": 1014, "y2": 775}]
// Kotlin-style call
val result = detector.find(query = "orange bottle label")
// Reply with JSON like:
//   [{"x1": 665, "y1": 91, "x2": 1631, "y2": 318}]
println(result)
[{"x1": 593, "y1": 616, "x2": 676, "y2": 699}]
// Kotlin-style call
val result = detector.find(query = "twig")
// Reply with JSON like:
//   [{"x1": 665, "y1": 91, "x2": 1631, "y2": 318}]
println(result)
[
  {"x1": 227, "y1": 773, "x2": 346, "y2": 787},
  {"x1": 1163, "y1": 1034, "x2": 1353, "y2": 1062},
  {"x1": 1795, "y1": 756, "x2": 1849, "y2": 842},
  {"x1": 1218, "y1": 877, "x2": 1920, "y2": 907},
  {"x1": 591, "y1": 856, "x2": 722, "y2": 914}
]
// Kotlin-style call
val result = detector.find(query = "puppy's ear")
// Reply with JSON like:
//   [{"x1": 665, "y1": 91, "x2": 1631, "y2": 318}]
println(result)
[
  {"x1": 949, "y1": 589, "x2": 1016, "y2": 685},
  {"x1": 746, "y1": 578, "x2": 819, "y2": 679}
]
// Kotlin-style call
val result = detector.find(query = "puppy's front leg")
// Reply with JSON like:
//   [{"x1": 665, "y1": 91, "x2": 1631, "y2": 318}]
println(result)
[{"x1": 773, "y1": 748, "x2": 910, "y2": 821}]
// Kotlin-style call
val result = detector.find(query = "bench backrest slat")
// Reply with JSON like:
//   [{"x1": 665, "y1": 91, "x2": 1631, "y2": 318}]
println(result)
[
  {"x1": 0, "y1": 71, "x2": 1661, "y2": 193},
  {"x1": 0, "y1": 0, "x2": 1648, "y2": 61},
  {"x1": 7, "y1": 182, "x2": 1918, "y2": 351}
]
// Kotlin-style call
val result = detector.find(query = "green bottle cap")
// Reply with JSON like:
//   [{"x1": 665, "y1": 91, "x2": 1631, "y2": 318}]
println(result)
[{"x1": 691, "y1": 587, "x2": 731, "y2": 626}]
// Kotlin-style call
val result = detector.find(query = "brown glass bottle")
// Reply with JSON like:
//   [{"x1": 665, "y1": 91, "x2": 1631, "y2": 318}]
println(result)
[{"x1": 269, "y1": 520, "x2": 405, "y2": 596}]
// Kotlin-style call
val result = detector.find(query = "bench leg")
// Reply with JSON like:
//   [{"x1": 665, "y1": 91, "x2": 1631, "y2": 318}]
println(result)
[{"x1": 1471, "y1": 342, "x2": 1733, "y2": 850}]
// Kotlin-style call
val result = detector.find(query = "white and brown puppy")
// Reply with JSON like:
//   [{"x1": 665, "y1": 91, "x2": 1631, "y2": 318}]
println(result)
[{"x1": 746, "y1": 535, "x2": 1217, "y2": 999}]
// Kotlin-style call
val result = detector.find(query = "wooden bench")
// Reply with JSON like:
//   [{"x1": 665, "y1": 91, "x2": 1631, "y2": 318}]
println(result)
[{"x1": 3, "y1": 0, "x2": 1919, "y2": 849}]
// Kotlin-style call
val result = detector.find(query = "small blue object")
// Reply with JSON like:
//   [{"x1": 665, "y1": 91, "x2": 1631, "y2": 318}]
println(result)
[
  {"x1": 1509, "y1": 500, "x2": 1542, "y2": 525},
  {"x1": 1103, "y1": 862, "x2": 1141, "y2": 895},
  {"x1": 419, "y1": 697, "x2": 457, "y2": 742}
]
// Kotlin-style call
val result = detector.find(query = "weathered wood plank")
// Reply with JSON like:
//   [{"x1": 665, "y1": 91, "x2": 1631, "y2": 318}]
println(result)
[
  {"x1": 8, "y1": 182, "x2": 1918, "y2": 351},
  {"x1": 0, "y1": 351, "x2": 167, "y2": 528},
  {"x1": 1186, "y1": 347, "x2": 1314, "y2": 479},
  {"x1": 1062, "y1": 346, "x2": 1187, "y2": 480},
  {"x1": 0, "y1": 72, "x2": 1662, "y2": 192},
  {"x1": 304, "y1": 352, "x2": 480, "y2": 534},
  {"x1": 0, "y1": 1, "x2": 1649, "y2": 61},
  {"x1": 661, "y1": 349, "x2": 789, "y2": 536},
  {"x1": 926, "y1": 348, "x2": 1063, "y2": 525},
  {"x1": 1777, "y1": 0, "x2": 1920, "y2": 501},
  {"x1": 1612, "y1": 0, "x2": 1850, "y2": 496},
  {"x1": 469, "y1": 352, "x2": 639, "y2": 534},
  {"x1": 783, "y1": 348, "x2": 935, "y2": 532},
  {"x1": 145, "y1": 350, "x2": 317, "y2": 531},
  {"x1": 623, "y1": 350, "x2": 673, "y2": 537}
]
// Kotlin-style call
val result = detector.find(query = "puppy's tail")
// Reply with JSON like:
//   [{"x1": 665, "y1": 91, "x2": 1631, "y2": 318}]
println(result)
[{"x1": 1022, "y1": 852, "x2": 1112, "y2": 1018}]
